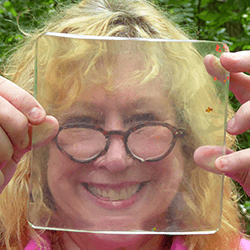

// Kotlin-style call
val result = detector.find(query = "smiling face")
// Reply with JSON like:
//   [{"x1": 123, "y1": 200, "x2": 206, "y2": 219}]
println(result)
[{"x1": 46, "y1": 53, "x2": 185, "y2": 232}]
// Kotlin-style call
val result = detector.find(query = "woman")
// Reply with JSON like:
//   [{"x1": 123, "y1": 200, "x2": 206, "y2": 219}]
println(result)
[
  {"x1": 29, "y1": 31, "x2": 228, "y2": 234},
  {"x1": 0, "y1": 0, "x2": 250, "y2": 249}
]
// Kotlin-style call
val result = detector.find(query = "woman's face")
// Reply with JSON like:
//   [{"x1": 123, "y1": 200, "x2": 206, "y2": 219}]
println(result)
[{"x1": 47, "y1": 56, "x2": 185, "y2": 232}]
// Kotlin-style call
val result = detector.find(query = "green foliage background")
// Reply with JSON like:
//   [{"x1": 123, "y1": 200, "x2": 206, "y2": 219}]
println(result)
[{"x1": 0, "y1": 0, "x2": 250, "y2": 233}]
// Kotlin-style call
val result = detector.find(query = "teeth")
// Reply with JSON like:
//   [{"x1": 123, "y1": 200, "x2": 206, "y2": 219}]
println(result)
[
  {"x1": 102, "y1": 190, "x2": 108, "y2": 198},
  {"x1": 120, "y1": 189, "x2": 127, "y2": 200},
  {"x1": 88, "y1": 183, "x2": 141, "y2": 201},
  {"x1": 97, "y1": 188, "x2": 102, "y2": 196}
]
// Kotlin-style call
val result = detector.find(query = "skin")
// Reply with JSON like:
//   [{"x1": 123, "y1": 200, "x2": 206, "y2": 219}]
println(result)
[
  {"x1": 0, "y1": 50, "x2": 249, "y2": 249},
  {"x1": 47, "y1": 83, "x2": 184, "y2": 226},
  {"x1": 46, "y1": 56, "x2": 184, "y2": 249},
  {"x1": 0, "y1": 76, "x2": 58, "y2": 191},
  {"x1": 194, "y1": 50, "x2": 250, "y2": 195},
  {"x1": 61, "y1": 231, "x2": 168, "y2": 250}
]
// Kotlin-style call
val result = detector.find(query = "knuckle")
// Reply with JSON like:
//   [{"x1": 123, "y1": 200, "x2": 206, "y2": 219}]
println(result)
[
  {"x1": 238, "y1": 101, "x2": 250, "y2": 124},
  {"x1": 10, "y1": 91, "x2": 39, "y2": 117},
  {"x1": 0, "y1": 130, "x2": 13, "y2": 164},
  {"x1": 0, "y1": 101, "x2": 29, "y2": 149},
  {"x1": 0, "y1": 147, "x2": 13, "y2": 165},
  {"x1": 0, "y1": 103, "x2": 28, "y2": 134},
  {"x1": 10, "y1": 93, "x2": 28, "y2": 108},
  {"x1": 16, "y1": 116, "x2": 29, "y2": 134}
]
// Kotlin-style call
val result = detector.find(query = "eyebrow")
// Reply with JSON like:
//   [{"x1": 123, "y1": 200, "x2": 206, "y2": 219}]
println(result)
[
  {"x1": 57, "y1": 103, "x2": 102, "y2": 124},
  {"x1": 58, "y1": 95, "x2": 169, "y2": 123},
  {"x1": 72, "y1": 96, "x2": 164, "y2": 110}
]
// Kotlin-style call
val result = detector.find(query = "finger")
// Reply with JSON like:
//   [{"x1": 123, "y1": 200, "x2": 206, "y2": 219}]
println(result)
[
  {"x1": 0, "y1": 76, "x2": 46, "y2": 125},
  {"x1": 0, "y1": 127, "x2": 19, "y2": 194},
  {"x1": 0, "y1": 159, "x2": 17, "y2": 194},
  {"x1": 0, "y1": 96, "x2": 29, "y2": 149},
  {"x1": 0, "y1": 123, "x2": 32, "y2": 170},
  {"x1": 0, "y1": 170, "x2": 4, "y2": 187},
  {"x1": 193, "y1": 145, "x2": 234, "y2": 174},
  {"x1": 11, "y1": 124, "x2": 33, "y2": 164},
  {"x1": 0, "y1": 127, "x2": 14, "y2": 167},
  {"x1": 0, "y1": 116, "x2": 59, "y2": 194},
  {"x1": 193, "y1": 146, "x2": 250, "y2": 195},
  {"x1": 9, "y1": 116, "x2": 59, "y2": 163},
  {"x1": 215, "y1": 149, "x2": 250, "y2": 195},
  {"x1": 229, "y1": 73, "x2": 250, "y2": 103},
  {"x1": 32, "y1": 116, "x2": 59, "y2": 149},
  {"x1": 0, "y1": 138, "x2": 31, "y2": 193},
  {"x1": 227, "y1": 100, "x2": 250, "y2": 135},
  {"x1": 204, "y1": 54, "x2": 228, "y2": 83},
  {"x1": 215, "y1": 149, "x2": 250, "y2": 172},
  {"x1": 204, "y1": 54, "x2": 250, "y2": 103},
  {"x1": 220, "y1": 51, "x2": 250, "y2": 73},
  {"x1": 230, "y1": 72, "x2": 250, "y2": 90},
  {"x1": 222, "y1": 51, "x2": 250, "y2": 94}
]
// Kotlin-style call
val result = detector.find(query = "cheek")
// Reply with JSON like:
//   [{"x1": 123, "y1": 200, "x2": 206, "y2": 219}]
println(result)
[
  {"x1": 147, "y1": 144, "x2": 185, "y2": 207},
  {"x1": 159, "y1": 156, "x2": 184, "y2": 195},
  {"x1": 47, "y1": 144, "x2": 79, "y2": 189},
  {"x1": 45, "y1": 141, "x2": 185, "y2": 231},
  {"x1": 161, "y1": 148, "x2": 184, "y2": 193},
  {"x1": 46, "y1": 144, "x2": 84, "y2": 217},
  {"x1": 151, "y1": 143, "x2": 185, "y2": 186}
]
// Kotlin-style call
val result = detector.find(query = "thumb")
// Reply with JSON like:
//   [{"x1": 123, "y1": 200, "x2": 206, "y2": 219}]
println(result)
[
  {"x1": 0, "y1": 116, "x2": 59, "y2": 194},
  {"x1": 193, "y1": 145, "x2": 234, "y2": 174},
  {"x1": 32, "y1": 115, "x2": 59, "y2": 149}
]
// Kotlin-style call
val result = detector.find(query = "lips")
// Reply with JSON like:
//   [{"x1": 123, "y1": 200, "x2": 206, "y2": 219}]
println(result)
[{"x1": 81, "y1": 181, "x2": 149, "y2": 201}]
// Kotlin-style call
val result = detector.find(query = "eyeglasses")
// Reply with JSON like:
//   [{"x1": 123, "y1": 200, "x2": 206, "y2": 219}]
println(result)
[{"x1": 53, "y1": 121, "x2": 185, "y2": 163}]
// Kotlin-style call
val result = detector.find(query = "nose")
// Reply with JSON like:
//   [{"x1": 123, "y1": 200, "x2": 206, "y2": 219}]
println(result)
[{"x1": 93, "y1": 135, "x2": 133, "y2": 172}]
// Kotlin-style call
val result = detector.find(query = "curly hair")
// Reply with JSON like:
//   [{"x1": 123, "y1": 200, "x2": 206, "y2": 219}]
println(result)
[{"x1": 0, "y1": 0, "x2": 243, "y2": 249}]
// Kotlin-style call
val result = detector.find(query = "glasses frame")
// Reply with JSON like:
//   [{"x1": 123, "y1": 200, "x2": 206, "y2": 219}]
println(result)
[{"x1": 53, "y1": 121, "x2": 185, "y2": 163}]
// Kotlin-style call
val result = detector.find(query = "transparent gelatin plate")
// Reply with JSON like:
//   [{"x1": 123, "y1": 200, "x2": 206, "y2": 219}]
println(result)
[{"x1": 29, "y1": 32, "x2": 229, "y2": 234}]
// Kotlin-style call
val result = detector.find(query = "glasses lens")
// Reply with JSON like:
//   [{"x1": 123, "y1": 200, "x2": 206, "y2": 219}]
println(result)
[
  {"x1": 57, "y1": 128, "x2": 106, "y2": 161},
  {"x1": 127, "y1": 125, "x2": 173, "y2": 161}
]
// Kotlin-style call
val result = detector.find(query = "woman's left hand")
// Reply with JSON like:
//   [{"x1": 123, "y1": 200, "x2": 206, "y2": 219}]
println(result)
[{"x1": 194, "y1": 50, "x2": 250, "y2": 195}]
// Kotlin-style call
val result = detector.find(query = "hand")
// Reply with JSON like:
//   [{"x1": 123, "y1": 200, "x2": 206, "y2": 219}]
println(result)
[
  {"x1": 194, "y1": 50, "x2": 250, "y2": 195},
  {"x1": 0, "y1": 76, "x2": 59, "y2": 193}
]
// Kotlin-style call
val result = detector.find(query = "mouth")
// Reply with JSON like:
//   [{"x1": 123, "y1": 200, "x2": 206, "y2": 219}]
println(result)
[{"x1": 81, "y1": 181, "x2": 149, "y2": 201}]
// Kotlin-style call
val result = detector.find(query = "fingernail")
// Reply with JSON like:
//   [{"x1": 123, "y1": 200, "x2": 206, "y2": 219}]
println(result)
[
  {"x1": 28, "y1": 107, "x2": 43, "y2": 120},
  {"x1": 215, "y1": 156, "x2": 227, "y2": 171}
]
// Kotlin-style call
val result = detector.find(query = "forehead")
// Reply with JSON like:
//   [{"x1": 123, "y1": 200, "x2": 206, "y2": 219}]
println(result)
[
  {"x1": 81, "y1": 81, "x2": 166, "y2": 109},
  {"x1": 71, "y1": 50, "x2": 169, "y2": 110},
  {"x1": 40, "y1": 41, "x2": 173, "y2": 118},
  {"x1": 56, "y1": 78, "x2": 172, "y2": 124}
]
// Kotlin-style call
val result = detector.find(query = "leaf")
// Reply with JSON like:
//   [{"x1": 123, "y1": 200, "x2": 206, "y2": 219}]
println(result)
[
  {"x1": 216, "y1": 28, "x2": 226, "y2": 34},
  {"x1": 4, "y1": 1, "x2": 17, "y2": 17},
  {"x1": 196, "y1": 10, "x2": 221, "y2": 21},
  {"x1": 243, "y1": 45, "x2": 250, "y2": 50}
]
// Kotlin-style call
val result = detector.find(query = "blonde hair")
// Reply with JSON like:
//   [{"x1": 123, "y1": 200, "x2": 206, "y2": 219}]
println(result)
[{"x1": 0, "y1": 0, "x2": 243, "y2": 249}]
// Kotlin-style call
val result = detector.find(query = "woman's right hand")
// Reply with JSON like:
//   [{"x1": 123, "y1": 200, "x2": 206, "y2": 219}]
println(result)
[{"x1": 0, "y1": 76, "x2": 59, "y2": 193}]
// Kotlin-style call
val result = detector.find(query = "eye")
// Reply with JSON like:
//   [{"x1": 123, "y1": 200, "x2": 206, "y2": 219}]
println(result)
[{"x1": 126, "y1": 113, "x2": 157, "y2": 124}]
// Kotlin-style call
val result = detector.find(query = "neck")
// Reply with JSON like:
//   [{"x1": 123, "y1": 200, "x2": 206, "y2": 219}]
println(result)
[{"x1": 62, "y1": 232, "x2": 172, "y2": 250}]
